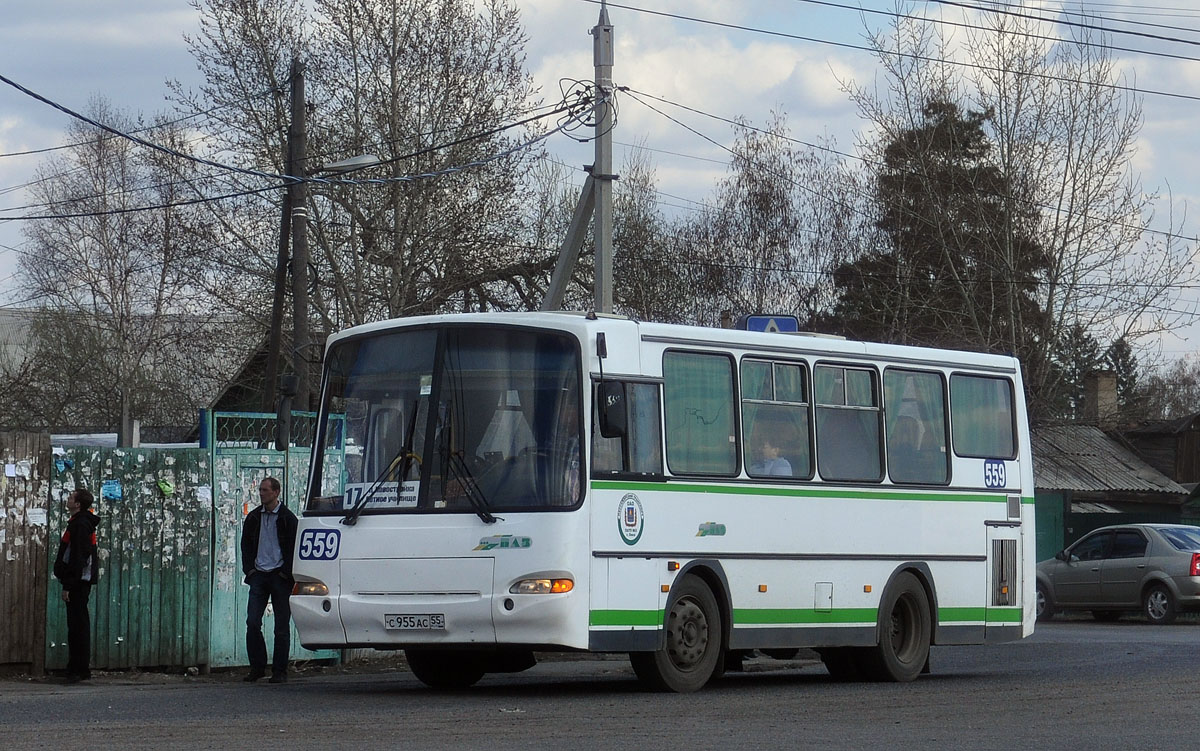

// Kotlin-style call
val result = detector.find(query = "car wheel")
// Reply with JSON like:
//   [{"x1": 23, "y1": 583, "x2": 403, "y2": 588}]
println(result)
[
  {"x1": 1036, "y1": 583, "x2": 1054, "y2": 622},
  {"x1": 1143, "y1": 583, "x2": 1177, "y2": 625}
]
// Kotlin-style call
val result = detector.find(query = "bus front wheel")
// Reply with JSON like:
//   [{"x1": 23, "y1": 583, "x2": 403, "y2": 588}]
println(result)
[
  {"x1": 630, "y1": 575, "x2": 723, "y2": 693},
  {"x1": 858, "y1": 571, "x2": 931, "y2": 682},
  {"x1": 405, "y1": 649, "x2": 486, "y2": 690}
]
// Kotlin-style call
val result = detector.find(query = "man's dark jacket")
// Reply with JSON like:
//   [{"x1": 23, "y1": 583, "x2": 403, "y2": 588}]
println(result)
[
  {"x1": 240, "y1": 503, "x2": 299, "y2": 582},
  {"x1": 54, "y1": 509, "x2": 100, "y2": 588}
]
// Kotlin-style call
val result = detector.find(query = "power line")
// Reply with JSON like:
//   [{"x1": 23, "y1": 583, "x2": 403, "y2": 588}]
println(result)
[
  {"x1": 983, "y1": 0, "x2": 1200, "y2": 35},
  {"x1": 930, "y1": 0, "x2": 1200, "y2": 49},
  {"x1": 621, "y1": 87, "x2": 1199, "y2": 247},
  {"x1": 577, "y1": 0, "x2": 1200, "y2": 103},
  {"x1": 793, "y1": 0, "x2": 1200, "y2": 64},
  {"x1": 0, "y1": 86, "x2": 282, "y2": 161}
]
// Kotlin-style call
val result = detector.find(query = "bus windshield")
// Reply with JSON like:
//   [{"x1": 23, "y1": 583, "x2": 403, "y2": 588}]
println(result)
[{"x1": 306, "y1": 325, "x2": 583, "y2": 515}]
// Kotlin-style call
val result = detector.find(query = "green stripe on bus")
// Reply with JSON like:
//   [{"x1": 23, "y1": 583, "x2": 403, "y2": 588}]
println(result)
[
  {"x1": 591, "y1": 606, "x2": 1022, "y2": 628},
  {"x1": 732, "y1": 608, "x2": 877, "y2": 625},
  {"x1": 590, "y1": 609, "x2": 663, "y2": 627},
  {"x1": 939, "y1": 606, "x2": 1023, "y2": 623},
  {"x1": 590, "y1": 479, "x2": 1032, "y2": 505}
]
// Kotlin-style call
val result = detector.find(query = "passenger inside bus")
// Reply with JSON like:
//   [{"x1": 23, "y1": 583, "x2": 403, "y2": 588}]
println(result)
[{"x1": 749, "y1": 434, "x2": 793, "y2": 477}]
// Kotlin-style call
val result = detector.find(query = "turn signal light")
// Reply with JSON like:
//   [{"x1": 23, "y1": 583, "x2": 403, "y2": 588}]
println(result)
[
  {"x1": 293, "y1": 580, "x2": 330, "y2": 596},
  {"x1": 510, "y1": 578, "x2": 574, "y2": 595},
  {"x1": 1191, "y1": 553, "x2": 1200, "y2": 577}
]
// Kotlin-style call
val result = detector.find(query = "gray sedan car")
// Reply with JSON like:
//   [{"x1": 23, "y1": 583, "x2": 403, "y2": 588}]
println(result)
[{"x1": 1036, "y1": 523, "x2": 1200, "y2": 624}]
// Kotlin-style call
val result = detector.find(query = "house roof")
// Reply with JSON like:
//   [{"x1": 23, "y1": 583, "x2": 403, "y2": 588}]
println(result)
[
  {"x1": 1033, "y1": 424, "x2": 1187, "y2": 497},
  {"x1": 1124, "y1": 413, "x2": 1200, "y2": 436}
]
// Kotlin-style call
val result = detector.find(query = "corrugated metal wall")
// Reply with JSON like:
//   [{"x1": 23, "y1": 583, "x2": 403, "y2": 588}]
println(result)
[
  {"x1": 207, "y1": 411, "x2": 341, "y2": 668},
  {"x1": 0, "y1": 432, "x2": 51, "y2": 671},
  {"x1": 46, "y1": 447, "x2": 213, "y2": 671}
]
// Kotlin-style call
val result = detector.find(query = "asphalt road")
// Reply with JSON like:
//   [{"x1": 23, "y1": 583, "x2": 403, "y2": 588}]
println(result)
[{"x1": 2, "y1": 619, "x2": 1195, "y2": 750}]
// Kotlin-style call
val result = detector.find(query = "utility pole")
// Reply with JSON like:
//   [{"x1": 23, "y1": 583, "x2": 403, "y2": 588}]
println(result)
[
  {"x1": 261, "y1": 134, "x2": 292, "y2": 413},
  {"x1": 262, "y1": 59, "x2": 304, "y2": 412},
  {"x1": 540, "y1": 3, "x2": 616, "y2": 313},
  {"x1": 289, "y1": 59, "x2": 311, "y2": 411},
  {"x1": 591, "y1": 3, "x2": 615, "y2": 314}
]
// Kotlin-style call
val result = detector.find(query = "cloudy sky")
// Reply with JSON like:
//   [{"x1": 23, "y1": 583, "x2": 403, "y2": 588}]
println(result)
[{"x1": 2, "y1": 0, "x2": 1200, "y2": 354}]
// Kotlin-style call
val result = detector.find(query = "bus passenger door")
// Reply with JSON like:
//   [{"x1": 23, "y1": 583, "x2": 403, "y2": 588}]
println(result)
[{"x1": 985, "y1": 520, "x2": 1022, "y2": 635}]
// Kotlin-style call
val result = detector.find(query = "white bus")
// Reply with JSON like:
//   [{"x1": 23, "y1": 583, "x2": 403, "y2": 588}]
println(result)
[{"x1": 290, "y1": 311, "x2": 1034, "y2": 692}]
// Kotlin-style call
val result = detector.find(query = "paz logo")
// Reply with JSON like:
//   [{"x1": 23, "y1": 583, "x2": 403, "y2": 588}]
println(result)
[
  {"x1": 473, "y1": 535, "x2": 532, "y2": 551},
  {"x1": 617, "y1": 493, "x2": 644, "y2": 545}
]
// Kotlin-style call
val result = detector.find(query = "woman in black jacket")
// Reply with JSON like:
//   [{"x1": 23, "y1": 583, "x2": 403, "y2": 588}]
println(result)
[{"x1": 53, "y1": 488, "x2": 99, "y2": 682}]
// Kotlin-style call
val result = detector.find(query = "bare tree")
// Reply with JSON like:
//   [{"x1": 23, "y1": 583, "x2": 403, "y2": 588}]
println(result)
[
  {"x1": 172, "y1": 0, "x2": 550, "y2": 351},
  {"x1": 10, "y1": 99, "x2": 232, "y2": 434},
  {"x1": 678, "y1": 113, "x2": 869, "y2": 327},
  {"x1": 842, "y1": 6, "x2": 1198, "y2": 420}
]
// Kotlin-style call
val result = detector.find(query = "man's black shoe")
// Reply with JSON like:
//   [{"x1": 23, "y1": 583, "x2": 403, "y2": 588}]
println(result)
[
  {"x1": 269, "y1": 672, "x2": 288, "y2": 684},
  {"x1": 243, "y1": 669, "x2": 266, "y2": 682}
]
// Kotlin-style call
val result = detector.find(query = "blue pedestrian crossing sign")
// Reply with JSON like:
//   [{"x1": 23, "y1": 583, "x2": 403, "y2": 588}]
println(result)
[{"x1": 737, "y1": 314, "x2": 800, "y2": 333}]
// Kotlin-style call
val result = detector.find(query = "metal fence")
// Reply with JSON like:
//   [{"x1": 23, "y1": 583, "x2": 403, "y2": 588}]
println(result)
[{"x1": 45, "y1": 447, "x2": 213, "y2": 671}]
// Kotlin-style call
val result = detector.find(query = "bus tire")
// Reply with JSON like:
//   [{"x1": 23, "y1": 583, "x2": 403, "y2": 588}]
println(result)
[
  {"x1": 629, "y1": 575, "x2": 723, "y2": 693},
  {"x1": 858, "y1": 571, "x2": 931, "y2": 682},
  {"x1": 405, "y1": 649, "x2": 485, "y2": 690}
]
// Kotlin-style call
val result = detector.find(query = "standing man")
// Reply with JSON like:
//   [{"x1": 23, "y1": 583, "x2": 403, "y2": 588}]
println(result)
[
  {"x1": 53, "y1": 488, "x2": 99, "y2": 683},
  {"x1": 240, "y1": 476, "x2": 298, "y2": 683}
]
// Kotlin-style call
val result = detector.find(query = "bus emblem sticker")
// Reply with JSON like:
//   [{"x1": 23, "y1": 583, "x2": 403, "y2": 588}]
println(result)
[
  {"x1": 473, "y1": 535, "x2": 532, "y2": 551},
  {"x1": 697, "y1": 522, "x2": 726, "y2": 537},
  {"x1": 618, "y1": 494, "x2": 644, "y2": 545}
]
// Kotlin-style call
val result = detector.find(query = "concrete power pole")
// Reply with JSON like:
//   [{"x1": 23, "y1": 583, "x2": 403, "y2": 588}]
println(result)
[{"x1": 541, "y1": 3, "x2": 616, "y2": 314}]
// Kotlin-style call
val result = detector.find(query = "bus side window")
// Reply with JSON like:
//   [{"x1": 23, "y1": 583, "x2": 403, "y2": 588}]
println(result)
[
  {"x1": 884, "y1": 369, "x2": 949, "y2": 485},
  {"x1": 815, "y1": 365, "x2": 882, "y2": 482},
  {"x1": 593, "y1": 382, "x2": 663, "y2": 476},
  {"x1": 663, "y1": 351, "x2": 737, "y2": 476},
  {"x1": 741, "y1": 358, "x2": 812, "y2": 480},
  {"x1": 949, "y1": 374, "x2": 1016, "y2": 459}
]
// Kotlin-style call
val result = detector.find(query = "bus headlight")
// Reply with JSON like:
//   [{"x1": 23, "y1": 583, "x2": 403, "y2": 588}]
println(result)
[
  {"x1": 510, "y1": 578, "x2": 574, "y2": 595},
  {"x1": 293, "y1": 580, "x2": 330, "y2": 596}
]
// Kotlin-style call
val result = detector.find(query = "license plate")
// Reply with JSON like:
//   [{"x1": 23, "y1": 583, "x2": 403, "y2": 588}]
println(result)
[{"x1": 384, "y1": 613, "x2": 446, "y2": 630}]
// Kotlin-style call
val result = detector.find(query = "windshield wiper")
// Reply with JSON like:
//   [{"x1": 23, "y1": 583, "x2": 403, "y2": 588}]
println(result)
[
  {"x1": 447, "y1": 451, "x2": 498, "y2": 524},
  {"x1": 342, "y1": 404, "x2": 419, "y2": 526}
]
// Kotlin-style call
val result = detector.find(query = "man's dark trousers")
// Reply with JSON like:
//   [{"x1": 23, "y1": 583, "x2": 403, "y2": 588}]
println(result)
[
  {"x1": 246, "y1": 570, "x2": 291, "y2": 675},
  {"x1": 65, "y1": 581, "x2": 93, "y2": 677}
]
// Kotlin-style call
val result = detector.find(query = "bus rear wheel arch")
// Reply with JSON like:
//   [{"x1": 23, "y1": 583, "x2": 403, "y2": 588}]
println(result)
[
  {"x1": 629, "y1": 574, "x2": 725, "y2": 693},
  {"x1": 858, "y1": 570, "x2": 932, "y2": 682}
]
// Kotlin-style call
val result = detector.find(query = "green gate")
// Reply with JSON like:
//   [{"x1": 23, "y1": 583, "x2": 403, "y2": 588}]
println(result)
[
  {"x1": 46, "y1": 447, "x2": 213, "y2": 671},
  {"x1": 207, "y1": 411, "x2": 344, "y2": 668}
]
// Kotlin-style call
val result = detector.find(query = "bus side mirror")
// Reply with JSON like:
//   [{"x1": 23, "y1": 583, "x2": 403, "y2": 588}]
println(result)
[
  {"x1": 597, "y1": 381, "x2": 627, "y2": 439},
  {"x1": 275, "y1": 375, "x2": 299, "y2": 451}
]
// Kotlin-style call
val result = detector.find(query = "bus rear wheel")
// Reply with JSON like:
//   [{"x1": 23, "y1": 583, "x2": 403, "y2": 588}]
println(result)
[
  {"x1": 630, "y1": 575, "x2": 723, "y2": 693},
  {"x1": 858, "y1": 571, "x2": 931, "y2": 682},
  {"x1": 405, "y1": 649, "x2": 486, "y2": 690}
]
